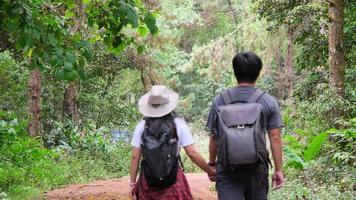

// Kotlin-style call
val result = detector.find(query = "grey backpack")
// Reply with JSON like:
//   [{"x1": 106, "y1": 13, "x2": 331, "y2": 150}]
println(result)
[{"x1": 216, "y1": 88, "x2": 268, "y2": 170}]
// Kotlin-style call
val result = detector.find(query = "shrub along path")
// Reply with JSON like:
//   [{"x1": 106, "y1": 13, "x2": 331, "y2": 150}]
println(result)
[{"x1": 45, "y1": 173, "x2": 216, "y2": 200}]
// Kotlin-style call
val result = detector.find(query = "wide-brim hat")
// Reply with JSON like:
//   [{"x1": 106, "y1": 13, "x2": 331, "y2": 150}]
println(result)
[{"x1": 138, "y1": 85, "x2": 179, "y2": 118}]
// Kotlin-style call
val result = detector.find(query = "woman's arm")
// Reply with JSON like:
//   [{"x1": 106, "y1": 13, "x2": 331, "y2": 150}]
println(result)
[
  {"x1": 129, "y1": 147, "x2": 142, "y2": 184},
  {"x1": 183, "y1": 144, "x2": 215, "y2": 176}
]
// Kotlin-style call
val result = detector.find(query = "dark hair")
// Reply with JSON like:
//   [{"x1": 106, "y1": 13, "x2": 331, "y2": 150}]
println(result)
[
  {"x1": 144, "y1": 112, "x2": 177, "y2": 138},
  {"x1": 232, "y1": 51, "x2": 262, "y2": 83}
]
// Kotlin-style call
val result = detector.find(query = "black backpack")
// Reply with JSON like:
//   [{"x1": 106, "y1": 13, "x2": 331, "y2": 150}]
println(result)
[{"x1": 140, "y1": 115, "x2": 179, "y2": 189}]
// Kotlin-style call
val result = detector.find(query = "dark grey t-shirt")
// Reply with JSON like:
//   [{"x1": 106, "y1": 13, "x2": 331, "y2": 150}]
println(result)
[{"x1": 206, "y1": 86, "x2": 283, "y2": 135}]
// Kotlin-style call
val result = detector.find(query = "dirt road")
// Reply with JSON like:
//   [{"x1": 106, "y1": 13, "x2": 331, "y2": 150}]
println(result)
[{"x1": 45, "y1": 173, "x2": 216, "y2": 200}]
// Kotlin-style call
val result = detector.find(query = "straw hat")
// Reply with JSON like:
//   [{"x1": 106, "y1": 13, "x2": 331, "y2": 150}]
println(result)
[{"x1": 138, "y1": 85, "x2": 179, "y2": 118}]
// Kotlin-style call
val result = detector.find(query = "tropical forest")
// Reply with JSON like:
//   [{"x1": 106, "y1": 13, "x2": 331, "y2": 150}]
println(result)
[{"x1": 0, "y1": 0, "x2": 355, "y2": 199}]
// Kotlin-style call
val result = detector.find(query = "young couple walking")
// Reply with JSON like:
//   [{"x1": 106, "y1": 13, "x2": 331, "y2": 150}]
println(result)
[{"x1": 129, "y1": 52, "x2": 284, "y2": 200}]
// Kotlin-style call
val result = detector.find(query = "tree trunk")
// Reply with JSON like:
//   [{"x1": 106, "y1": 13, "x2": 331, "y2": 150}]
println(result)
[
  {"x1": 329, "y1": 0, "x2": 346, "y2": 96},
  {"x1": 28, "y1": 69, "x2": 41, "y2": 137},
  {"x1": 273, "y1": 43, "x2": 285, "y2": 99},
  {"x1": 227, "y1": 0, "x2": 238, "y2": 25},
  {"x1": 64, "y1": 81, "x2": 80, "y2": 125},
  {"x1": 285, "y1": 26, "x2": 295, "y2": 99},
  {"x1": 63, "y1": 0, "x2": 85, "y2": 125},
  {"x1": 141, "y1": 68, "x2": 151, "y2": 92},
  {"x1": 273, "y1": 44, "x2": 284, "y2": 70}
]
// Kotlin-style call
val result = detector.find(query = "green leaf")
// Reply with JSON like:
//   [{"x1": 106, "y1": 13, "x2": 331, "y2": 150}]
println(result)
[
  {"x1": 119, "y1": 2, "x2": 139, "y2": 27},
  {"x1": 15, "y1": 34, "x2": 29, "y2": 50},
  {"x1": 112, "y1": 35, "x2": 123, "y2": 48},
  {"x1": 103, "y1": 36, "x2": 112, "y2": 47},
  {"x1": 50, "y1": 55, "x2": 60, "y2": 66},
  {"x1": 284, "y1": 146, "x2": 305, "y2": 170},
  {"x1": 137, "y1": 45, "x2": 145, "y2": 54},
  {"x1": 78, "y1": 56, "x2": 87, "y2": 68},
  {"x1": 83, "y1": 49, "x2": 93, "y2": 61},
  {"x1": 65, "y1": 52, "x2": 76, "y2": 63},
  {"x1": 76, "y1": 64, "x2": 86, "y2": 80},
  {"x1": 54, "y1": 48, "x2": 64, "y2": 57},
  {"x1": 64, "y1": 61, "x2": 73, "y2": 71},
  {"x1": 138, "y1": 25, "x2": 148, "y2": 37},
  {"x1": 114, "y1": 42, "x2": 127, "y2": 54},
  {"x1": 48, "y1": 36, "x2": 57, "y2": 46},
  {"x1": 144, "y1": 12, "x2": 158, "y2": 34},
  {"x1": 54, "y1": 69, "x2": 65, "y2": 80},
  {"x1": 304, "y1": 132, "x2": 328, "y2": 161},
  {"x1": 63, "y1": 70, "x2": 79, "y2": 81},
  {"x1": 64, "y1": 11, "x2": 75, "y2": 18}
]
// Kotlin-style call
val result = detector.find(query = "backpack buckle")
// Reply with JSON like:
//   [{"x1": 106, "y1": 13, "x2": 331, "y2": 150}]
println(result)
[{"x1": 237, "y1": 124, "x2": 245, "y2": 129}]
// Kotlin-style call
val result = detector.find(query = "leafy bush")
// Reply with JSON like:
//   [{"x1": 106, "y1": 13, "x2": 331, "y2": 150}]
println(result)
[
  {"x1": 0, "y1": 52, "x2": 27, "y2": 118},
  {"x1": 283, "y1": 132, "x2": 328, "y2": 170},
  {"x1": 283, "y1": 117, "x2": 355, "y2": 170},
  {"x1": 0, "y1": 111, "x2": 131, "y2": 199},
  {"x1": 327, "y1": 118, "x2": 356, "y2": 165}
]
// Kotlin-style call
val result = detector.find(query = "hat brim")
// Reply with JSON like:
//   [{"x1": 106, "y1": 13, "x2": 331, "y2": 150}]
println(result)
[{"x1": 138, "y1": 91, "x2": 179, "y2": 118}]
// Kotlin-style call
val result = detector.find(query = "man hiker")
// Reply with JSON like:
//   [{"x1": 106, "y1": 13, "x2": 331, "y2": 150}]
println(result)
[{"x1": 206, "y1": 52, "x2": 284, "y2": 200}]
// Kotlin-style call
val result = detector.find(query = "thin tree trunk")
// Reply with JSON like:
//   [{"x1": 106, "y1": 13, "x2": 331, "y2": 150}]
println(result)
[
  {"x1": 273, "y1": 44, "x2": 285, "y2": 99},
  {"x1": 227, "y1": 0, "x2": 238, "y2": 25},
  {"x1": 140, "y1": 68, "x2": 150, "y2": 92},
  {"x1": 63, "y1": 0, "x2": 85, "y2": 125},
  {"x1": 64, "y1": 81, "x2": 80, "y2": 124},
  {"x1": 329, "y1": 0, "x2": 345, "y2": 96},
  {"x1": 285, "y1": 26, "x2": 295, "y2": 99},
  {"x1": 28, "y1": 69, "x2": 41, "y2": 137},
  {"x1": 0, "y1": 32, "x2": 9, "y2": 51},
  {"x1": 95, "y1": 73, "x2": 116, "y2": 129},
  {"x1": 273, "y1": 44, "x2": 284, "y2": 70}
]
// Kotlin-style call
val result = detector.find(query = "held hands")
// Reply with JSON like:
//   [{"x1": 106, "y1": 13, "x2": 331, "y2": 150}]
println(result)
[
  {"x1": 272, "y1": 170, "x2": 284, "y2": 190},
  {"x1": 129, "y1": 182, "x2": 136, "y2": 200},
  {"x1": 207, "y1": 162, "x2": 216, "y2": 182}
]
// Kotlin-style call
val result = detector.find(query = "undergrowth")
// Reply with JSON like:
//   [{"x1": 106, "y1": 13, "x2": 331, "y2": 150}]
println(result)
[{"x1": 0, "y1": 111, "x2": 131, "y2": 200}]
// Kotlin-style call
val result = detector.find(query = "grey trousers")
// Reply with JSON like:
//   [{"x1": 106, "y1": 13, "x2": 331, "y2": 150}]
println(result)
[{"x1": 216, "y1": 164, "x2": 269, "y2": 200}]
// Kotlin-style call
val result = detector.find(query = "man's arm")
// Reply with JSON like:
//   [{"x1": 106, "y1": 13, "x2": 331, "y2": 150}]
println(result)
[
  {"x1": 268, "y1": 128, "x2": 284, "y2": 189},
  {"x1": 209, "y1": 134, "x2": 217, "y2": 165}
]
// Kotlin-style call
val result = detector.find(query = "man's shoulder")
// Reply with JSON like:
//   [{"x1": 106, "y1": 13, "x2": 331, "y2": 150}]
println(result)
[
  {"x1": 260, "y1": 91, "x2": 279, "y2": 104},
  {"x1": 212, "y1": 88, "x2": 231, "y2": 106}
]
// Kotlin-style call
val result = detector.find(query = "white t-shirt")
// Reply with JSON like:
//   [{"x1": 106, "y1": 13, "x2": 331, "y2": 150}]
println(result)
[{"x1": 131, "y1": 118, "x2": 195, "y2": 148}]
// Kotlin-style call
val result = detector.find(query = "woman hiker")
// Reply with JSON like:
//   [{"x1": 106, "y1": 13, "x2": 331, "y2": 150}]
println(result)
[{"x1": 129, "y1": 85, "x2": 216, "y2": 200}]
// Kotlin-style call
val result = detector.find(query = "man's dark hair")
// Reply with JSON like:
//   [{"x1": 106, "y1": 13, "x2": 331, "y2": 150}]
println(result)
[{"x1": 232, "y1": 51, "x2": 262, "y2": 83}]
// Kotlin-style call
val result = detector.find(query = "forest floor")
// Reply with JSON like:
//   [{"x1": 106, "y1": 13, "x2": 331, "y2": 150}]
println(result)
[{"x1": 45, "y1": 173, "x2": 216, "y2": 200}]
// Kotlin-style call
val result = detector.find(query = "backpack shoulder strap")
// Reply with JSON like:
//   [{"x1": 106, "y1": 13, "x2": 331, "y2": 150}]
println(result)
[
  {"x1": 247, "y1": 88, "x2": 264, "y2": 103},
  {"x1": 220, "y1": 89, "x2": 233, "y2": 105}
]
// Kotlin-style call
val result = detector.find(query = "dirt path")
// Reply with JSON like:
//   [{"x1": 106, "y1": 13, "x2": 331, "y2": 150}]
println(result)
[{"x1": 45, "y1": 173, "x2": 217, "y2": 200}]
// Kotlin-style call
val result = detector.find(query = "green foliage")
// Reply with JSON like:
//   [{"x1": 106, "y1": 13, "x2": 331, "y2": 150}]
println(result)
[
  {"x1": 293, "y1": 68, "x2": 354, "y2": 124},
  {"x1": 283, "y1": 146, "x2": 305, "y2": 169},
  {"x1": 0, "y1": 111, "x2": 131, "y2": 199},
  {"x1": 0, "y1": 0, "x2": 158, "y2": 84},
  {"x1": 344, "y1": 0, "x2": 356, "y2": 68},
  {"x1": 0, "y1": 52, "x2": 27, "y2": 117},
  {"x1": 283, "y1": 132, "x2": 328, "y2": 170},
  {"x1": 0, "y1": 0, "x2": 355, "y2": 199},
  {"x1": 183, "y1": 13, "x2": 234, "y2": 47},
  {"x1": 255, "y1": 0, "x2": 329, "y2": 72},
  {"x1": 1, "y1": 0, "x2": 90, "y2": 80},
  {"x1": 327, "y1": 118, "x2": 356, "y2": 165},
  {"x1": 80, "y1": 66, "x2": 142, "y2": 130},
  {"x1": 268, "y1": 168, "x2": 355, "y2": 200},
  {"x1": 303, "y1": 132, "x2": 328, "y2": 161}
]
